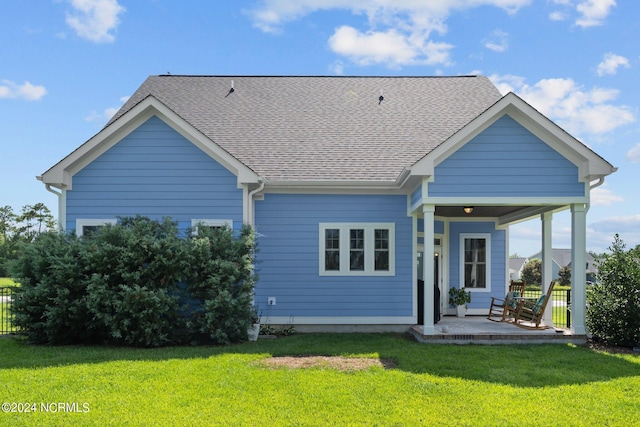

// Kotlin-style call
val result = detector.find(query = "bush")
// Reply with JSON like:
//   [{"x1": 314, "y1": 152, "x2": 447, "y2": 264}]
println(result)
[
  {"x1": 83, "y1": 217, "x2": 186, "y2": 347},
  {"x1": 10, "y1": 232, "x2": 103, "y2": 344},
  {"x1": 185, "y1": 224, "x2": 256, "y2": 345},
  {"x1": 586, "y1": 235, "x2": 640, "y2": 347},
  {"x1": 10, "y1": 216, "x2": 257, "y2": 347}
]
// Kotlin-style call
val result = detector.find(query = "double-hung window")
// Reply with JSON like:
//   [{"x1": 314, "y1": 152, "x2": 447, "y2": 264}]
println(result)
[
  {"x1": 319, "y1": 223, "x2": 395, "y2": 276},
  {"x1": 459, "y1": 233, "x2": 491, "y2": 291},
  {"x1": 76, "y1": 219, "x2": 117, "y2": 237},
  {"x1": 191, "y1": 219, "x2": 233, "y2": 236}
]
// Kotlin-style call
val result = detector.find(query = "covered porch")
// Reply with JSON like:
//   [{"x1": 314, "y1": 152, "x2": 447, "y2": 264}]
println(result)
[
  {"x1": 416, "y1": 202, "x2": 590, "y2": 337},
  {"x1": 410, "y1": 315, "x2": 587, "y2": 345}
]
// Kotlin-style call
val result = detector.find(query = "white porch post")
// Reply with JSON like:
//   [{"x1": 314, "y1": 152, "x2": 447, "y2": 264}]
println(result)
[
  {"x1": 541, "y1": 212, "x2": 553, "y2": 326},
  {"x1": 571, "y1": 204, "x2": 589, "y2": 335},
  {"x1": 422, "y1": 204, "x2": 436, "y2": 335}
]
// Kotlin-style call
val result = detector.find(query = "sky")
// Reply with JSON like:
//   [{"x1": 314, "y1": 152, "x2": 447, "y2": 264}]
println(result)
[{"x1": 1, "y1": 0, "x2": 639, "y2": 257}]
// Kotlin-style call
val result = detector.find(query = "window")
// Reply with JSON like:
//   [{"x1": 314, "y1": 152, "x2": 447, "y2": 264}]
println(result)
[
  {"x1": 76, "y1": 219, "x2": 117, "y2": 237},
  {"x1": 319, "y1": 223, "x2": 395, "y2": 276},
  {"x1": 459, "y1": 233, "x2": 491, "y2": 291},
  {"x1": 191, "y1": 219, "x2": 233, "y2": 236}
]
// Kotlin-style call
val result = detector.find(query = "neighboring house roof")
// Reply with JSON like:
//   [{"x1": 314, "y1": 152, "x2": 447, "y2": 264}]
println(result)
[
  {"x1": 509, "y1": 257, "x2": 527, "y2": 274},
  {"x1": 39, "y1": 75, "x2": 616, "y2": 189},
  {"x1": 529, "y1": 249, "x2": 598, "y2": 274},
  {"x1": 105, "y1": 75, "x2": 503, "y2": 183}
]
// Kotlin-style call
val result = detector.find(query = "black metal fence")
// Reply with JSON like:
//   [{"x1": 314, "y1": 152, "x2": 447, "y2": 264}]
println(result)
[
  {"x1": 0, "y1": 287, "x2": 18, "y2": 335},
  {"x1": 523, "y1": 288, "x2": 571, "y2": 328}
]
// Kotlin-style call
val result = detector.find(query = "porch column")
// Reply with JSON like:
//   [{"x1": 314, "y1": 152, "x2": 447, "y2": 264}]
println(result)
[
  {"x1": 571, "y1": 204, "x2": 588, "y2": 335},
  {"x1": 541, "y1": 212, "x2": 553, "y2": 326},
  {"x1": 422, "y1": 204, "x2": 436, "y2": 335}
]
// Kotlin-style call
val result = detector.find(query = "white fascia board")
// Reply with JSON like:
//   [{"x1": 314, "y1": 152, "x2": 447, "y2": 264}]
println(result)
[
  {"x1": 40, "y1": 96, "x2": 259, "y2": 189},
  {"x1": 425, "y1": 196, "x2": 587, "y2": 206},
  {"x1": 409, "y1": 93, "x2": 616, "y2": 181},
  {"x1": 262, "y1": 180, "x2": 408, "y2": 194}
]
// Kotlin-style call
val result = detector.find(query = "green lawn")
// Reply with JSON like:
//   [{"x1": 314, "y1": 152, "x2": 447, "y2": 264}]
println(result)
[{"x1": 0, "y1": 334, "x2": 638, "y2": 426}]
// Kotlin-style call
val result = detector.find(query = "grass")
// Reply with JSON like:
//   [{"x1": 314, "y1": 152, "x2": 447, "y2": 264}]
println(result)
[{"x1": 0, "y1": 334, "x2": 638, "y2": 426}]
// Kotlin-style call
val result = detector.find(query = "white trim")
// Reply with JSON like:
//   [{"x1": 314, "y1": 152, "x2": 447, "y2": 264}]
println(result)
[
  {"x1": 263, "y1": 316, "x2": 414, "y2": 325},
  {"x1": 319, "y1": 223, "x2": 395, "y2": 276},
  {"x1": 191, "y1": 219, "x2": 233, "y2": 235},
  {"x1": 459, "y1": 233, "x2": 492, "y2": 293},
  {"x1": 76, "y1": 218, "x2": 117, "y2": 237}
]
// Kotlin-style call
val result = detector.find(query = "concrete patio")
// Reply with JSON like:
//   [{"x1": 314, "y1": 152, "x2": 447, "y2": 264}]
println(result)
[{"x1": 411, "y1": 316, "x2": 587, "y2": 345}]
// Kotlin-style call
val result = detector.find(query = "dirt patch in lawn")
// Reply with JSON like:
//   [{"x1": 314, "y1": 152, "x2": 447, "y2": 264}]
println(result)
[
  {"x1": 584, "y1": 339, "x2": 640, "y2": 356},
  {"x1": 258, "y1": 356, "x2": 397, "y2": 371}
]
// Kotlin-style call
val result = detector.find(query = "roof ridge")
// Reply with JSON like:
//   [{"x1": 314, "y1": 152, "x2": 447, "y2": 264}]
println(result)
[{"x1": 156, "y1": 74, "x2": 482, "y2": 79}]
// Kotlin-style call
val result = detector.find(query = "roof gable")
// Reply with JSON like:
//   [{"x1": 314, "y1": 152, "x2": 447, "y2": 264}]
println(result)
[
  {"x1": 410, "y1": 92, "x2": 617, "y2": 183},
  {"x1": 40, "y1": 96, "x2": 260, "y2": 189}
]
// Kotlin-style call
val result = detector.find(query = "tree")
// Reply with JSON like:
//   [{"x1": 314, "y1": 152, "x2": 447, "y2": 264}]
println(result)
[
  {"x1": 0, "y1": 203, "x2": 56, "y2": 276},
  {"x1": 15, "y1": 203, "x2": 56, "y2": 241},
  {"x1": 586, "y1": 234, "x2": 640, "y2": 347},
  {"x1": 0, "y1": 205, "x2": 16, "y2": 243},
  {"x1": 521, "y1": 258, "x2": 542, "y2": 286},
  {"x1": 558, "y1": 264, "x2": 571, "y2": 286}
]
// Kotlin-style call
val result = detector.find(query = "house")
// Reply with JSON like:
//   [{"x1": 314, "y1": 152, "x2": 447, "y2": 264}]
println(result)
[
  {"x1": 508, "y1": 257, "x2": 527, "y2": 281},
  {"x1": 38, "y1": 75, "x2": 616, "y2": 336},
  {"x1": 529, "y1": 249, "x2": 598, "y2": 283}
]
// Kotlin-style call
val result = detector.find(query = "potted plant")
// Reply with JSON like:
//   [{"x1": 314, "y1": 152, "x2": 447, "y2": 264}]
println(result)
[
  {"x1": 247, "y1": 306, "x2": 261, "y2": 341},
  {"x1": 449, "y1": 287, "x2": 471, "y2": 317}
]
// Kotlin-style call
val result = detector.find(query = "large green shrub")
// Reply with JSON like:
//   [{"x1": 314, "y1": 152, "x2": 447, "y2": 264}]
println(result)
[
  {"x1": 11, "y1": 232, "x2": 103, "y2": 344},
  {"x1": 10, "y1": 216, "x2": 257, "y2": 347},
  {"x1": 586, "y1": 235, "x2": 640, "y2": 347},
  {"x1": 185, "y1": 224, "x2": 256, "y2": 344},
  {"x1": 83, "y1": 217, "x2": 186, "y2": 347}
]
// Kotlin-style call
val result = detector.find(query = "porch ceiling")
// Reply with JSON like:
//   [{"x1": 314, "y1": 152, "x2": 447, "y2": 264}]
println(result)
[{"x1": 434, "y1": 205, "x2": 528, "y2": 218}]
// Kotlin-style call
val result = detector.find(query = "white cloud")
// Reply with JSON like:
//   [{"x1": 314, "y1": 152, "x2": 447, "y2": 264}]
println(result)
[
  {"x1": 549, "y1": 0, "x2": 615, "y2": 27},
  {"x1": 589, "y1": 215, "x2": 640, "y2": 251},
  {"x1": 596, "y1": 53, "x2": 630, "y2": 76},
  {"x1": 549, "y1": 11, "x2": 567, "y2": 21},
  {"x1": 575, "y1": 0, "x2": 616, "y2": 28},
  {"x1": 85, "y1": 96, "x2": 129, "y2": 123},
  {"x1": 65, "y1": 0, "x2": 125, "y2": 43},
  {"x1": 247, "y1": 0, "x2": 531, "y2": 68},
  {"x1": 591, "y1": 185, "x2": 624, "y2": 206},
  {"x1": 483, "y1": 29, "x2": 508, "y2": 52},
  {"x1": 489, "y1": 74, "x2": 635, "y2": 136},
  {"x1": 0, "y1": 80, "x2": 47, "y2": 101},
  {"x1": 626, "y1": 144, "x2": 640, "y2": 163},
  {"x1": 328, "y1": 25, "x2": 453, "y2": 67}
]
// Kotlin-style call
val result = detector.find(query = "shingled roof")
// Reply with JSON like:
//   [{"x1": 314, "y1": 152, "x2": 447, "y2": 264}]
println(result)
[{"x1": 108, "y1": 75, "x2": 502, "y2": 183}]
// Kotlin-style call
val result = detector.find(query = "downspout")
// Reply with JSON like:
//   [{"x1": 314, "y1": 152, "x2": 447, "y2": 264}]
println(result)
[
  {"x1": 247, "y1": 179, "x2": 265, "y2": 226},
  {"x1": 44, "y1": 183, "x2": 64, "y2": 232},
  {"x1": 589, "y1": 177, "x2": 605, "y2": 190}
]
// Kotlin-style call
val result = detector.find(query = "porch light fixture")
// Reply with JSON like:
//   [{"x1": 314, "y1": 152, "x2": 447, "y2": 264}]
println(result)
[{"x1": 463, "y1": 206, "x2": 474, "y2": 214}]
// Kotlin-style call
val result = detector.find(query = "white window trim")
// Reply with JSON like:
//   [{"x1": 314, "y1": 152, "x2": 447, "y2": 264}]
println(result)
[
  {"x1": 459, "y1": 233, "x2": 491, "y2": 293},
  {"x1": 76, "y1": 219, "x2": 117, "y2": 237},
  {"x1": 191, "y1": 219, "x2": 233, "y2": 236},
  {"x1": 319, "y1": 223, "x2": 395, "y2": 276}
]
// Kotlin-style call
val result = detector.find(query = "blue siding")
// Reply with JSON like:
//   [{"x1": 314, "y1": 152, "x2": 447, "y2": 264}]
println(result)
[
  {"x1": 254, "y1": 194, "x2": 413, "y2": 319},
  {"x1": 411, "y1": 184, "x2": 422, "y2": 208},
  {"x1": 66, "y1": 116, "x2": 243, "y2": 232},
  {"x1": 429, "y1": 115, "x2": 585, "y2": 197},
  {"x1": 448, "y1": 222, "x2": 506, "y2": 310}
]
